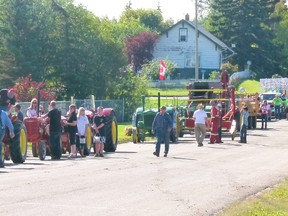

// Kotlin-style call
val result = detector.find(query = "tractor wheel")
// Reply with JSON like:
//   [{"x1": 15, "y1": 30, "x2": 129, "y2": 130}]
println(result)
[
  {"x1": 38, "y1": 141, "x2": 46, "y2": 161},
  {"x1": 170, "y1": 129, "x2": 177, "y2": 143},
  {"x1": 4, "y1": 145, "x2": 10, "y2": 160},
  {"x1": 1, "y1": 144, "x2": 4, "y2": 164},
  {"x1": 252, "y1": 116, "x2": 257, "y2": 129},
  {"x1": 104, "y1": 113, "x2": 118, "y2": 152},
  {"x1": 132, "y1": 128, "x2": 138, "y2": 144},
  {"x1": 84, "y1": 125, "x2": 92, "y2": 156},
  {"x1": 9, "y1": 121, "x2": 28, "y2": 164},
  {"x1": 32, "y1": 143, "x2": 38, "y2": 157},
  {"x1": 179, "y1": 130, "x2": 184, "y2": 138}
]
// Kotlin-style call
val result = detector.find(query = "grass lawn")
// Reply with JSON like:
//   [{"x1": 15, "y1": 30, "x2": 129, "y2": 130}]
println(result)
[
  {"x1": 220, "y1": 179, "x2": 288, "y2": 215},
  {"x1": 237, "y1": 80, "x2": 261, "y2": 94},
  {"x1": 118, "y1": 122, "x2": 132, "y2": 144},
  {"x1": 147, "y1": 88, "x2": 188, "y2": 96}
]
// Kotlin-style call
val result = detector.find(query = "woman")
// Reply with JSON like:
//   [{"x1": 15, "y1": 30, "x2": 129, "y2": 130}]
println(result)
[
  {"x1": 261, "y1": 100, "x2": 268, "y2": 129},
  {"x1": 66, "y1": 104, "x2": 77, "y2": 158},
  {"x1": 76, "y1": 107, "x2": 89, "y2": 157},
  {"x1": 26, "y1": 98, "x2": 38, "y2": 117}
]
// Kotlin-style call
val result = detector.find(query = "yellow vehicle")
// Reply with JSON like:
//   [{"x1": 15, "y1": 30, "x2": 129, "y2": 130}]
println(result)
[{"x1": 236, "y1": 92, "x2": 260, "y2": 129}]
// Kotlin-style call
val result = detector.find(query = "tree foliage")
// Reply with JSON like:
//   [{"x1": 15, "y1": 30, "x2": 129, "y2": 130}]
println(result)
[
  {"x1": 205, "y1": 0, "x2": 284, "y2": 78},
  {"x1": 141, "y1": 59, "x2": 176, "y2": 80},
  {"x1": 125, "y1": 32, "x2": 159, "y2": 72},
  {"x1": 12, "y1": 74, "x2": 55, "y2": 102}
]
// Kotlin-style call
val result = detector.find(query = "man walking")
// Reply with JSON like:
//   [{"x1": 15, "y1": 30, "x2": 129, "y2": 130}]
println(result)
[
  {"x1": 152, "y1": 106, "x2": 172, "y2": 157},
  {"x1": 193, "y1": 104, "x2": 207, "y2": 147}
]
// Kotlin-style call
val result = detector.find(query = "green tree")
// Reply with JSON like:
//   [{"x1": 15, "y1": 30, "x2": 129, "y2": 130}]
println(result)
[
  {"x1": 206, "y1": 0, "x2": 283, "y2": 78},
  {"x1": 119, "y1": 8, "x2": 174, "y2": 33},
  {"x1": 141, "y1": 59, "x2": 176, "y2": 80},
  {"x1": 110, "y1": 66, "x2": 148, "y2": 120}
]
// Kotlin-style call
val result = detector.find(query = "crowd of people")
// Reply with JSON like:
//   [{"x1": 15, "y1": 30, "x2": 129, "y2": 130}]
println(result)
[
  {"x1": 151, "y1": 92, "x2": 288, "y2": 157},
  {"x1": 0, "y1": 93, "x2": 108, "y2": 167}
]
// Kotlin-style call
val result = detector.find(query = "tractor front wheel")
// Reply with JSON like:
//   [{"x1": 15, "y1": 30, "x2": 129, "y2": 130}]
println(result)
[
  {"x1": 84, "y1": 125, "x2": 92, "y2": 156},
  {"x1": 32, "y1": 143, "x2": 38, "y2": 157},
  {"x1": 9, "y1": 121, "x2": 28, "y2": 164},
  {"x1": 38, "y1": 141, "x2": 46, "y2": 161}
]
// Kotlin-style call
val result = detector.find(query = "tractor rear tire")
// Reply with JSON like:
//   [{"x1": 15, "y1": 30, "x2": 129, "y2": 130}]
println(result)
[
  {"x1": 105, "y1": 114, "x2": 118, "y2": 152},
  {"x1": 38, "y1": 141, "x2": 46, "y2": 161},
  {"x1": 1, "y1": 144, "x2": 4, "y2": 164},
  {"x1": 132, "y1": 128, "x2": 138, "y2": 144},
  {"x1": 252, "y1": 116, "x2": 257, "y2": 129},
  {"x1": 32, "y1": 143, "x2": 38, "y2": 157},
  {"x1": 9, "y1": 121, "x2": 28, "y2": 164}
]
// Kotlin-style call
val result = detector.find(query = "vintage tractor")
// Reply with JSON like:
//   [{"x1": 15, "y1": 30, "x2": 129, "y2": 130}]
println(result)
[
  {"x1": 178, "y1": 82, "x2": 236, "y2": 139},
  {"x1": 132, "y1": 94, "x2": 178, "y2": 143},
  {"x1": 236, "y1": 92, "x2": 260, "y2": 129},
  {"x1": 1, "y1": 113, "x2": 28, "y2": 164}
]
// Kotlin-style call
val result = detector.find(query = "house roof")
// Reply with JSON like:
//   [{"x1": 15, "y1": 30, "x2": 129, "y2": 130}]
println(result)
[{"x1": 161, "y1": 19, "x2": 234, "y2": 54}]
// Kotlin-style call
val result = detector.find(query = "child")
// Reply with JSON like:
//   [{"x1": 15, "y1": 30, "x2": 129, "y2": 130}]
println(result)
[
  {"x1": 239, "y1": 106, "x2": 249, "y2": 143},
  {"x1": 93, "y1": 106, "x2": 106, "y2": 157},
  {"x1": 14, "y1": 103, "x2": 24, "y2": 122}
]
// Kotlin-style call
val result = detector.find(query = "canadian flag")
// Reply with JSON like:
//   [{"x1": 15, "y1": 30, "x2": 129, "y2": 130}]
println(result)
[{"x1": 159, "y1": 60, "x2": 166, "y2": 80}]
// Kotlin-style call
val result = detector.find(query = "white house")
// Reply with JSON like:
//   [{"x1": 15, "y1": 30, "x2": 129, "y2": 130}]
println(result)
[{"x1": 152, "y1": 15, "x2": 234, "y2": 79}]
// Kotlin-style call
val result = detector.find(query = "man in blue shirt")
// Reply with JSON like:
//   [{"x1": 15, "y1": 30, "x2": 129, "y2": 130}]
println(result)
[
  {"x1": 152, "y1": 106, "x2": 173, "y2": 157},
  {"x1": 0, "y1": 110, "x2": 15, "y2": 168}
]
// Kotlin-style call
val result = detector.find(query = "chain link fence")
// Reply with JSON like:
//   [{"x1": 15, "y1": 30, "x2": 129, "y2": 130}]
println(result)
[{"x1": 16, "y1": 99, "x2": 124, "y2": 122}]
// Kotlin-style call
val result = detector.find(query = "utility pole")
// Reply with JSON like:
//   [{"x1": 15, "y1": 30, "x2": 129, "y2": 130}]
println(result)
[{"x1": 194, "y1": 0, "x2": 199, "y2": 81}]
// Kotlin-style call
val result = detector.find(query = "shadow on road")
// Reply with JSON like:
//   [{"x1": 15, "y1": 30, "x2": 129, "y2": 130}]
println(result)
[{"x1": 171, "y1": 156, "x2": 196, "y2": 161}]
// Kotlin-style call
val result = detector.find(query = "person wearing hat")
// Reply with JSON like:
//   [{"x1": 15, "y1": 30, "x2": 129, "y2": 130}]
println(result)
[
  {"x1": 14, "y1": 103, "x2": 24, "y2": 122},
  {"x1": 193, "y1": 103, "x2": 208, "y2": 147},
  {"x1": 152, "y1": 106, "x2": 173, "y2": 157},
  {"x1": 0, "y1": 88, "x2": 16, "y2": 112}
]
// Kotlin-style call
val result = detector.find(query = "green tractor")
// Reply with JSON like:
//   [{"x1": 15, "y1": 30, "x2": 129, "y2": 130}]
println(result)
[{"x1": 132, "y1": 95, "x2": 179, "y2": 143}]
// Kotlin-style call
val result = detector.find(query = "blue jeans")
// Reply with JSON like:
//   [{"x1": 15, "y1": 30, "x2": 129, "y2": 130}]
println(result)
[
  {"x1": 275, "y1": 105, "x2": 281, "y2": 119},
  {"x1": 261, "y1": 114, "x2": 267, "y2": 129},
  {"x1": 49, "y1": 131, "x2": 61, "y2": 159},
  {"x1": 240, "y1": 124, "x2": 247, "y2": 143},
  {"x1": 155, "y1": 129, "x2": 170, "y2": 155}
]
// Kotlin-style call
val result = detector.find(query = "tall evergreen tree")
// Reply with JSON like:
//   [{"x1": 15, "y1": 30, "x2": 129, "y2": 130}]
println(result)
[{"x1": 207, "y1": 0, "x2": 283, "y2": 78}]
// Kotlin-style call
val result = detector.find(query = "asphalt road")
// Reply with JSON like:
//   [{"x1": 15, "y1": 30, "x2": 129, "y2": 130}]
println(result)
[{"x1": 1, "y1": 119, "x2": 288, "y2": 216}]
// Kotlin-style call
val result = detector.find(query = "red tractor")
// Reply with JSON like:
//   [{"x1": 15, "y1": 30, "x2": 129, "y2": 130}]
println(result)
[{"x1": 1, "y1": 89, "x2": 28, "y2": 165}]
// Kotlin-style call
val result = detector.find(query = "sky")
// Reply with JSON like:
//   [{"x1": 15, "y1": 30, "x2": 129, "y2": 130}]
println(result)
[{"x1": 73, "y1": 0, "x2": 196, "y2": 22}]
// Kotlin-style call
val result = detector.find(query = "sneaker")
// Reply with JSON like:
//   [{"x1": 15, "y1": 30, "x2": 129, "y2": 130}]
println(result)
[
  {"x1": 163, "y1": 153, "x2": 168, "y2": 157},
  {"x1": 153, "y1": 152, "x2": 159, "y2": 157},
  {"x1": 94, "y1": 153, "x2": 99, "y2": 157},
  {"x1": 99, "y1": 153, "x2": 104, "y2": 157},
  {"x1": 68, "y1": 154, "x2": 76, "y2": 159},
  {"x1": 198, "y1": 143, "x2": 203, "y2": 147}
]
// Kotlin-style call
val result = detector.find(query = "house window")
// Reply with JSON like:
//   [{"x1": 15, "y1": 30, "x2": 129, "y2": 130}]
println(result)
[{"x1": 179, "y1": 28, "x2": 188, "y2": 42}]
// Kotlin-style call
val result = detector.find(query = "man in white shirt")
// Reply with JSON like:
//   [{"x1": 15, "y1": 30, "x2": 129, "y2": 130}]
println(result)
[{"x1": 193, "y1": 103, "x2": 208, "y2": 147}]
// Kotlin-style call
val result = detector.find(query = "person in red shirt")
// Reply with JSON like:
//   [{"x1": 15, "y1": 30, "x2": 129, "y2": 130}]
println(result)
[{"x1": 209, "y1": 100, "x2": 220, "y2": 144}]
